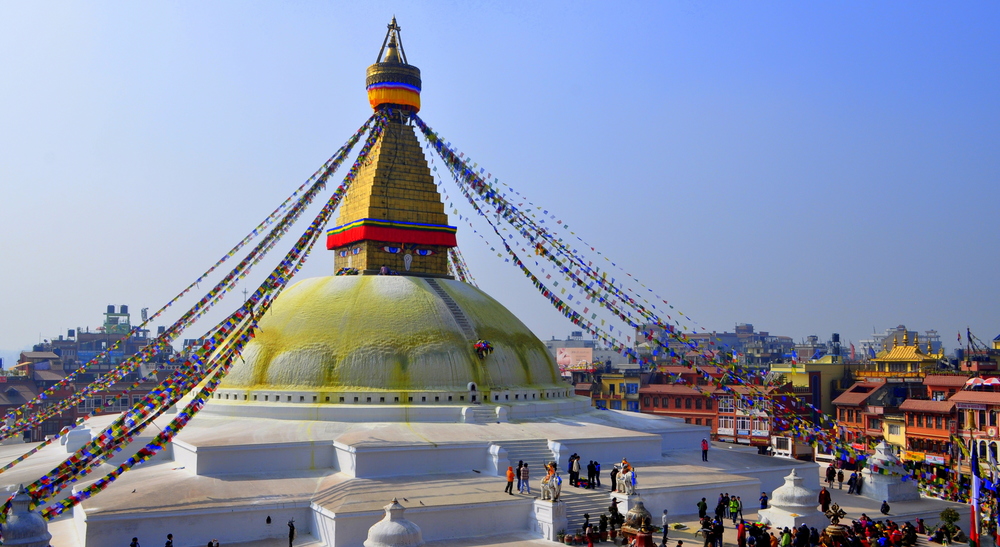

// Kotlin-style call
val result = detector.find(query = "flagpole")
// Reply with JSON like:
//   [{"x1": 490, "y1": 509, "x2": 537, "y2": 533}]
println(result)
[{"x1": 973, "y1": 445, "x2": 982, "y2": 547}]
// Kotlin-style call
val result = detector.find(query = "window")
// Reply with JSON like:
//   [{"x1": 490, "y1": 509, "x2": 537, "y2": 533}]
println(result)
[
  {"x1": 611, "y1": 400, "x2": 622, "y2": 410},
  {"x1": 706, "y1": 419, "x2": 713, "y2": 428},
  {"x1": 889, "y1": 425, "x2": 901, "y2": 435},
  {"x1": 685, "y1": 398, "x2": 692, "y2": 409},
  {"x1": 675, "y1": 398, "x2": 682, "y2": 409},
  {"x1": 907, "y1": 414, "x2": 913, "y2": 426},
  {"x1": 736, "y1": 417, "x2": 751, "y2": 431},
  {"x1": 718, "y1": 396, "x2": 734, "y2": 413},
  {"x1": 841, "y1": 409, "x2": 847, "y2": 421},
  {"x1": 609, "y1": 384, "x2": 615, "y2": 394},
  {"x1": 917, "y1": 415, "x2": 923, "y2": 427},
  {"x1": 695, "y1": 398, "x2": 703, "y2": 410},
  {"x1": 684, "y1": 418, "x2": 692, "y2": 424},
  {"x1": 643, "y1": 397, "x2": 651, "y2": 407},
  {"x1": 869, "y1": 418, "x2": 881, "y2": 431},
  {"x1": 718, "y1": 416, "x2": 734, "y2": 430},
  {"x1": 619, "y1": 383, "x2": 625, "y2": 393},
  {"x1": 991, "y1": 412, "x2": 997, "y2": 427},
  {"x1": 936, "y1": 416, "x2": 943, "y2": 429},
  {"x1": 695, "y1": 418, "x2": 702, "y2": 425},
  {"x1": 706, "y1": 398, "x2": 713, "y2": 410},
  {"x1": 627, "y1": 383, "x2": 638, "y2": 395},
  {"x1": 652, "y1": 397, "x2": 658, "y2": 408},
  {"x1": 626, "y1": 401, "x2": 639, "y2": 412},
  {"x1": 980, "y1": 410, "x2": 987, "y2": 429}
]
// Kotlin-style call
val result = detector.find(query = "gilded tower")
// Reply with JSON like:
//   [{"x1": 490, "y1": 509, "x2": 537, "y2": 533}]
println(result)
[{"x1": 326, "y1": 18, "x2": 456, "y2": 277}]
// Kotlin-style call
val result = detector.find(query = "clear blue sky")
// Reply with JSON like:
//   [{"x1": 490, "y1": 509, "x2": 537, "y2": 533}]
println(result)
[{"x1": 1, "y1": 2, "x2": 998, "y2": 363}]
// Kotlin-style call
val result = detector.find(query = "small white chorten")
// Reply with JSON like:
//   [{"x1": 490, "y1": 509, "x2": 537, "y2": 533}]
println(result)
[
  {"x1": 860, "y1": 441, "x2": 918, "y2": 502},
  {"x1": 364, "y1": 498, "x2": 424, "y2": 547},
  {"x1": 758, "y1": 469, "x2": 828, "y2": 532},
  {"x1": 3, "y1": 484, "x2": 52, "y2": 547}
]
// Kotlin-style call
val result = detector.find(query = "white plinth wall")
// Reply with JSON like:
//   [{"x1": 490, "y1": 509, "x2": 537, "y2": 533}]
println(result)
[{"x1": 530, "y1": 499, "x2": 568, "y2": 541}]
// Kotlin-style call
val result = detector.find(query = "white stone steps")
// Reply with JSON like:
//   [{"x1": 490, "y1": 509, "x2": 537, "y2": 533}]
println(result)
[{"x1": 424, "y1": 278, "x2": 476, "y2": 339}]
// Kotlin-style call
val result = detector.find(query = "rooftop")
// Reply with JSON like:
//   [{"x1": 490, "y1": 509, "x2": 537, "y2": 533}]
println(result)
[{"x1": 898, "y1": 399, "x2": 955, "y2": 413}]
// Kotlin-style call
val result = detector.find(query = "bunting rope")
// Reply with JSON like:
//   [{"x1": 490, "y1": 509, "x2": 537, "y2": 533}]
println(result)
[
  {"x1": 0, "y1": 115, "x2": 377, "y2": 448},
  {"x1": 11, "y1": 112, "x2": 389, "y2": 520},
  {"x1": 448, "y1": 246, "x2": 477, "y2": 286},
  {"x1": 414, "y1": 113, "x2": 859, "y2": 461}
]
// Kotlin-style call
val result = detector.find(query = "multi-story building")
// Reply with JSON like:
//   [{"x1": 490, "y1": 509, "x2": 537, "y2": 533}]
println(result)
[
  {"x1": 5, "y1": 305, "x2": 173, "y2": 441},
  {"x1": 835, "y1": 379, "x2": 925, "y2": 450},
  {"x1": 900, "y1": 398, "x2": 954, "y2": 462},
  {"x1": 769, "y1": 355, "x2": 848, "y2": 416},
  {"x1": 833, "y1": 382, "x2": 891, "y2": 446},
  {"x1": 591, "y1": 370, "x2": 643, "y2": 411},
  {"x1": 715, "y1": 384, "x2": 801, "y2": 448},
  {"x1": 638, "y1": 384, "x2": 716, "y2": 429}
]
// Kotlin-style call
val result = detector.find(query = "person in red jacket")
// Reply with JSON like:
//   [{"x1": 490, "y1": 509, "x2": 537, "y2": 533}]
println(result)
[
  {"x1": 818, "y1": 487, "x2": 832, "y2": 512},
  {"x1": 701, "y1": 439, "x2": 710, "y2": 462},
  {"x1": 505, "y1": 466, "x2": 515, "y2": 495}
]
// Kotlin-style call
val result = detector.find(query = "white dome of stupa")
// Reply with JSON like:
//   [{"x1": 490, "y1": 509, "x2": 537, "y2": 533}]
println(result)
[
  {"x1": 866, "y1": 441, "x2": 905, "y2": 474},
  {"x1": 364, "y1": 498, "x2": 424, "y2": 547},
  {"x1": 770, "y1": 469, "x2": 818, "y2": 510},
  {"x1": 3, "y1": 484, "x2": 51, "y2": 547}
]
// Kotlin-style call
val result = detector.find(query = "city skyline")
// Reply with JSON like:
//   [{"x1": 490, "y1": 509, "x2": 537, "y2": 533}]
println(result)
[{"x1": 2, "y1": 2, "x2": 998, "y2": 362}]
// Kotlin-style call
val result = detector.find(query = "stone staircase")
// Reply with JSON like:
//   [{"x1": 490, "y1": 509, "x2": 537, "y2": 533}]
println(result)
[
  {"x1": 424, "y1": 278, "x2": 476, "y2": 339},
  {"x1": 494, "y1": 439, "x2": 557, "y2": 473},
  {"x1": 463, "y1": 406, "x2": 496, "y2": 423},
  {"x1": 560, "y1": 486, "x2": 612, "y2": 536}
]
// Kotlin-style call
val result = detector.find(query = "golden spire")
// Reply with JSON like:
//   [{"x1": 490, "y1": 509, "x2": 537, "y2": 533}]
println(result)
[
  {"x1": 383, "y1": 34, "x2": 401, "y2": 64},
  {"x1": 927, "y1": 338, "x2": 933, "y2": 354},
  {"x1": 914, "y1": 333, "x2": 920, "y2": 353},
  {"x1": 366, "y1": 17, "x2": 421, "y2": 112},
  {"x1": 902, "y1": 331, "x2": 909, "y2": 346}
]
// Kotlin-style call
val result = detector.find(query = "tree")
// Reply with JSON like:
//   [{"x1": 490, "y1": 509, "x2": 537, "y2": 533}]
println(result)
[{"x1": 939, "y1": 507, "x2": 960, "y2": 540}]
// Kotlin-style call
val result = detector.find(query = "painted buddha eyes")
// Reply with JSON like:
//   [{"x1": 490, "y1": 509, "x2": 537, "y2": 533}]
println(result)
[
  {"x1": 340, "y1": 248, "x2": 363, "y2": 257},
  {"x1": 381, "y1": 246, "x2": 435, "y2": 256}
]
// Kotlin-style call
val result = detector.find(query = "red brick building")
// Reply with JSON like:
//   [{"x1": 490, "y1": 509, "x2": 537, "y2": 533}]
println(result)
[{"x1": 638, "y1": 384, "x2": 716, "y2": 430}]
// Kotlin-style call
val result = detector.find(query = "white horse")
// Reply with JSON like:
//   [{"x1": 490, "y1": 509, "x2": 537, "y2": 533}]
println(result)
[
  {"x1": 616, "y1": 469, "x2": 636, "y2": 495},
  {"x1": 540, "y1": 472, "x2": 563, "y2": 501}
]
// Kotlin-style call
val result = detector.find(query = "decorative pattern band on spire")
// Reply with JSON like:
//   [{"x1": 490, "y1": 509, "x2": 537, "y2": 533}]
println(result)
[{"x1": 326, "y1": 218, "x2": 457, "y2": 248}]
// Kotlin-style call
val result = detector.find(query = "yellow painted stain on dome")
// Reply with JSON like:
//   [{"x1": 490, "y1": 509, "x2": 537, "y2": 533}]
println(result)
[{"x1": 222, "y1": 276, "x2": 561, "y2": 392}]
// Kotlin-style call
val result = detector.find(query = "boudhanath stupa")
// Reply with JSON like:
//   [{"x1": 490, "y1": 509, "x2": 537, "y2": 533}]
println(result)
[{"x1": 0, "y1": 19, "x2": 820, "y2": 547}]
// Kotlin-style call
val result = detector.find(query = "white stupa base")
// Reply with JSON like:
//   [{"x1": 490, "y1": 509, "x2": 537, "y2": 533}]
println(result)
[
  {"x1": 0, "y1": 407, "x2": 828, "y2": 547},
  {"x1": 64, "y1": 428, "x2": 93, "y2": 453},
  {"x1": 757, "y1": 506, "x2": 828, "y2": 532},
  {"x1": 530, "y1": 499, "x2": 567, "y2": 541},
  {"x1": 859, "y1": 471, "x2": 920, "y2": 502}
]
